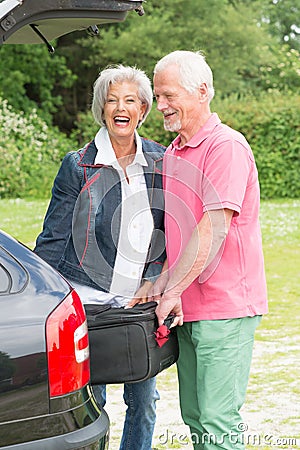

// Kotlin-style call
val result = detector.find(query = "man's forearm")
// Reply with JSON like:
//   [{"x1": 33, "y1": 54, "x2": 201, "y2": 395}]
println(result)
[{"x1": 165, "y1": 209, "x2": 233, "y2": 296}]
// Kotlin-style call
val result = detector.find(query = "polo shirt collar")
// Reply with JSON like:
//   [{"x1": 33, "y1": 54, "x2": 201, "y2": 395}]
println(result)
[
  {"x1": 171, "y1": 113, "x2": 221, "y2": 151},
  {"x1": 94, "y1": 127, "x2": 147, "y2": 166}
]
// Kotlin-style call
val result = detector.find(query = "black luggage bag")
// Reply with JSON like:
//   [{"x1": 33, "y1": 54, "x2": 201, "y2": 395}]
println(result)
[{"x1": 84, "y1": 301, "x2": 179, "y2": 384}]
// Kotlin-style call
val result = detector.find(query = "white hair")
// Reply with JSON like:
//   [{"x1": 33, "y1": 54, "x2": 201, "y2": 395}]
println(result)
[
  {"x1": 92, "y1": 64, "x2": 153, "y2": 127},
  {"x1": 154, "y1": 50, "x2": 215, "y2": 102}
]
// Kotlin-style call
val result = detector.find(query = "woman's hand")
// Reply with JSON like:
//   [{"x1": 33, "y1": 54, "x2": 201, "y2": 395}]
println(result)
[
  {"x1": 147, "y1": 259, "x2": 169, "y2": 302},
  {"x1": 126, "y1": 280, "x2": 154, "y2": 308},
  {"x1": 147, "y1": 271, "x2": 169, "y2": 302}
]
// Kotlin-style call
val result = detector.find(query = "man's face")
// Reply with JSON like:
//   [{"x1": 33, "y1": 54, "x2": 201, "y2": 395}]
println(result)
[{"x1": 153, "y1": 64, "x2": 201, "y2": 135}]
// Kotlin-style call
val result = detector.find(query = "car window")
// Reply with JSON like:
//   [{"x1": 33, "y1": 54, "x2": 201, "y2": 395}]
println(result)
[{"x1": 0, "y1": 247, "x2": 29, "y2": 294}]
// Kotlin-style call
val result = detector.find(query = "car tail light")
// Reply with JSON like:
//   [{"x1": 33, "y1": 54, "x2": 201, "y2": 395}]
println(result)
[{"x1": 46, "y1": 289, "x2": 90, "y2": 397}]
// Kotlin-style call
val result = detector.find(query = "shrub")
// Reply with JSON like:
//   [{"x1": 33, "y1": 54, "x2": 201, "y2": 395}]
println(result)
[
  {"x1": 213, "y1": 92, "x2": 300, "y2": 199},
  {"x1": 0, "y1": 98, "x2": 72, "y2": 198}
]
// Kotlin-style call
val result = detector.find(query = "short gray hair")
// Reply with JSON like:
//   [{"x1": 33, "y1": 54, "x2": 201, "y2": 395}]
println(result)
[
  {"x1": 92, "y1": 64, "x2": 153, "y2": 128},
  {"x1": 154, "y1": 50, "x2": 215, "y2": 102}
]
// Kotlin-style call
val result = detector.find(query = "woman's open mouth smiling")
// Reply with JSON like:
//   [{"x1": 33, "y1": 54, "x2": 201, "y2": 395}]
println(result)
[{"x1": 114, "y1": 116, "x2": 130, "y2": 125}]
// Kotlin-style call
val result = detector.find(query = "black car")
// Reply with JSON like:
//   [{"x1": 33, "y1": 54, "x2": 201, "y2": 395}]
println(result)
[
  {"x1": 0, "y1": 0, "x2": 145, "y2": 448},
  {"x1": 0, "y1": 230, "x2": 109, "y2": 449}
]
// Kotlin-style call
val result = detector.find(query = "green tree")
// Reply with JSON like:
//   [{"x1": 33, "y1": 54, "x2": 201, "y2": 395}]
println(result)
[
  {"x1": 0, "y1": 44, "x2": 75, "y2": 123},
  {"x1": 0, "y1": 0, "x2": 299, "y2": 132},
  {"x1": 259, "y1": 0, "x2": 300, "y2": 51},
  {"x1": 54, "y1": 0, "x2": 300, "y2": 132}
]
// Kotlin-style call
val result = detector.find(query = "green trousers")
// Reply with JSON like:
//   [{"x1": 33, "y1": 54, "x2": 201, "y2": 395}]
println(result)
[{"x1": 176, "y1": 316, "x2": 262, "y2": 450}]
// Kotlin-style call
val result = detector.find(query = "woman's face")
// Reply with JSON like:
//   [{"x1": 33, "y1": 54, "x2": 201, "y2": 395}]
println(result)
[{"x1": 103, "y1": 81, "x2": 146, "y2": 141}]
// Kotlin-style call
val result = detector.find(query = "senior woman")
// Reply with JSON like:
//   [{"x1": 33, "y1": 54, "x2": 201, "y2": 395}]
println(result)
[{"x1": 34, "y1": 65, "x2": 166, "y2": 450}]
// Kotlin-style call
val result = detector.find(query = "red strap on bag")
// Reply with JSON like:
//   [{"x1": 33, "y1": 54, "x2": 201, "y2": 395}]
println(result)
[{"x1": 154, "y1": 324, "x2": 171, "y2": 347}]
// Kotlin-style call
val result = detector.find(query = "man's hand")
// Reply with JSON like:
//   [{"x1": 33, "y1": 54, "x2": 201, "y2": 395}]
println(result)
[{"x1": 155, "y1": 292, "x2": 184, "y2": 327}]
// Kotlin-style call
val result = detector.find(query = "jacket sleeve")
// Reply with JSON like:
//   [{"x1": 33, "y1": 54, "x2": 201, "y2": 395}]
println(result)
[
  {"x1": 143, "y1": 243, "x2": 166, "y2": 283},
  {"x1": 34, "y1": 151, "x2": 82, "y2": 269}
]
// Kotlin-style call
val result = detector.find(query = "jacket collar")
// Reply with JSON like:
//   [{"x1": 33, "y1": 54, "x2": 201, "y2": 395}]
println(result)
[
  {"x1": 78, "y1": 135, "x2": 164, "y2": 168},
  {"x1": 94, "y1": 127, "x2": 147, "y2": 167}
]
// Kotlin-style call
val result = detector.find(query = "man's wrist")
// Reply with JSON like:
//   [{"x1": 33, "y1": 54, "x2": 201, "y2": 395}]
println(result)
[{"x1": 163, "y1": 286, "x2": 182, "y2": 299}]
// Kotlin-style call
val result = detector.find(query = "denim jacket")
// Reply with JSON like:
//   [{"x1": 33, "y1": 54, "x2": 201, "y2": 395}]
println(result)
[{"x1": 34, "y1": 137, "x2": 166, "y2": 292}]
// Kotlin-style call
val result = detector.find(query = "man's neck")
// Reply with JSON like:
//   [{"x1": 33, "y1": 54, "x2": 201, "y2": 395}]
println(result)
[{"x1": 179, "y1": 111, "x2": 212, "y2": 147}]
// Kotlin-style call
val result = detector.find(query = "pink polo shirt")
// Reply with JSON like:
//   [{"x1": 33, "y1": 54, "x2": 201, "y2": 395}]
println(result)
[{"x1": 163, "y1": 113, "x2": 268, "y2": 321}]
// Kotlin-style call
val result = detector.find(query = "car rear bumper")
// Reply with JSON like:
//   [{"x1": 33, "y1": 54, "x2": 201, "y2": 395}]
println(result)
[{"x1": 1, "y1": 410, "x2": 109, "y2": 449}]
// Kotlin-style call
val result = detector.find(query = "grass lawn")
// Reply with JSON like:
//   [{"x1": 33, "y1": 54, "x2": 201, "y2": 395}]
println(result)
[
  {"x1": 0, "y1": 198, "x2": 299, "y2": 449},
  {"x1": 0, "y1": 198, "x2": 49, "y2": 249},
  {"x1": 244, "y1": 200, "x2": 300, "y2": 449}
]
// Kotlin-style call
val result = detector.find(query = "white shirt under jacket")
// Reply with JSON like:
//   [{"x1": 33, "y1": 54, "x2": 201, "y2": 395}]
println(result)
[{"x1": 71, "y1": 127, "x2": 154, "y2": 307}]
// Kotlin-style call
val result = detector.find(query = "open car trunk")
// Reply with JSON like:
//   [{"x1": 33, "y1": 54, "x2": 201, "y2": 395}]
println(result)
[{"x1": 0, "y1": 0, "x2": 144, "y2": 46}]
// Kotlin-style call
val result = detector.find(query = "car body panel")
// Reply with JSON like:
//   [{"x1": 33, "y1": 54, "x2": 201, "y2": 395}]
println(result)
[
  {"x1": 0, "y1": 232, "x2": 70, "y2": 419},
  {"x1": 0, "y1": 231, "x2": 109, "y2": 448},
  {"x1": 0, "y1": 0, "x2": 144, "y2": 45},
  {"x1": 1, "y1": 404, "x2": 109, "y2": 449},
  {"x1": 0, "y1": 0, "x2": 144, "y2": 447}
]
